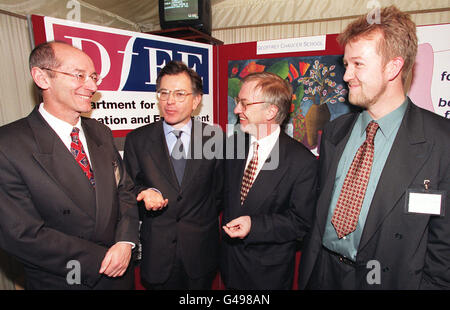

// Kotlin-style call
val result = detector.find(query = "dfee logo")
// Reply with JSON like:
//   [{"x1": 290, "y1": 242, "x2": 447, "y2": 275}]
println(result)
[{"x1": 51, "y1": 24, "x2": 210, "y2": 94}]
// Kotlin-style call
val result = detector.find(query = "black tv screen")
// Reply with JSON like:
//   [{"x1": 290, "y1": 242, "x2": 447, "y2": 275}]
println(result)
[{"x1": 159, "y1": 0, "x2": 212, "y2": 35}]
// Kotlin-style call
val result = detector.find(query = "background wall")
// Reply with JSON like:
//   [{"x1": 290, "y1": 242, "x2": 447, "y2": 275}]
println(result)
[
  {"x1": 0, "y1": 0, "x2": 449, "y2": 290},
  {"x1": 0, "y1": 0, "x2": 449, "y2": 126},
  {"x1": 211, "y1": 0, "x2": 450, "y2": 43}
]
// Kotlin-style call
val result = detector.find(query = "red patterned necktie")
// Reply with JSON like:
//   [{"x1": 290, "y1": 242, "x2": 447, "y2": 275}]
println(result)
[
  {"x1": 240, "y1": 142, "x2": 259, "y2": 205},
  {"x1": 70, "y1": 127, "x2": 95, "y2": 187},
  {"x1": 331, "y1": 121, "x2": 379, "y2": 239}
]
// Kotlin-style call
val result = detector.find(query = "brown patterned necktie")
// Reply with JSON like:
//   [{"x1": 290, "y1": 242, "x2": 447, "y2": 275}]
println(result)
[
  {"x1": 331, "y1": 121, "x2": 379, "y2": 239},
  {"x1": 70, "y1": 127, "x2": 95, "y2": 187},
  {"x1": 240, "y1": 142, "x2": 259, "y2": 205}
]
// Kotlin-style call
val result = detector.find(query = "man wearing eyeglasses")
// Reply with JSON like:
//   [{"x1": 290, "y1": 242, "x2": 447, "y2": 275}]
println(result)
[
  {"x1": 220, "y1": 72, "x2": 318, "y2": 289},
  {"x1": 123, "y1": 60, "x2": 223, "y2": 289},
  {"x1": 0, "y1": 41, "x2": 139, "y2": 289}
]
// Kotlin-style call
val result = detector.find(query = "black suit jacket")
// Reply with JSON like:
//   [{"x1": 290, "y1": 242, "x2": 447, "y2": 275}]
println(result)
[
  {"x1": 123, "y1": 119, "x2": 224, "y2": 284},
  {"x1": 0, "y1": 107, "x2": 139, "y2": 289},
  {"x1": 298, "y1": 98, "x2": 450, "y2": 289},
  {"x1": 221, "y1": 131, "x2": 318, "y2": 289}
]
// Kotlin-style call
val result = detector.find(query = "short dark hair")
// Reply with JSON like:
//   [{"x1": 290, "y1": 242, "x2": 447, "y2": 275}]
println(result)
[{"x1": 156, "y1": 60, "x2": 203, "y2": 95}]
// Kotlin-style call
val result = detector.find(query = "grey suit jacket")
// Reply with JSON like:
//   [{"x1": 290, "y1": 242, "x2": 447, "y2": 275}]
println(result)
[
  {"x1": 0, "y1": 107, "x2": 139, "y2": 289},
  {"x1": 298, "y1": 98, "x2": 450, "y2": 289}
]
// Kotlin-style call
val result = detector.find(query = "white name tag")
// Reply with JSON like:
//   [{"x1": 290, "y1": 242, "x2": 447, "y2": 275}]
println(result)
[{"x1": 405, "y1": 188, "x2": 446, "y2": 216}]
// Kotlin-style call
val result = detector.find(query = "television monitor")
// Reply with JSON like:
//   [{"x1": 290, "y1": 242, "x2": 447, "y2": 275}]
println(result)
[{"x1": 159, "y1": 0, "x2": 212, "y2": 35}]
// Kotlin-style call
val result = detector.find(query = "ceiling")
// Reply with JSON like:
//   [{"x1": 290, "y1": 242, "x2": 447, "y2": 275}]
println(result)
[
  {"x1": 81, "y1": 0, "x2": 161, "y2": 32},
  {"x1": 1, "y1": 0, "x2": 449, "y2": 34}
]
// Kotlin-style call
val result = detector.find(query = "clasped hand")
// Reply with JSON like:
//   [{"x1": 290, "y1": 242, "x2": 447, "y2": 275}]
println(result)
[
  {"x1": 99, "y1": 242, "x2": 132, "y2": 277},
  {"x1": 223, "y1": 216, "x2": 251, "y2": 239}
]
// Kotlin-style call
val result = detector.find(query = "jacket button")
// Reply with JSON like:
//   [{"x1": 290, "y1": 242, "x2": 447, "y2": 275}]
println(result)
[
  {"x1": 394, "y1": 233, "x2": 402, "y2": 239},
  {"x1": 177, "y1": 195, "x2": 182, "y2": 201}
]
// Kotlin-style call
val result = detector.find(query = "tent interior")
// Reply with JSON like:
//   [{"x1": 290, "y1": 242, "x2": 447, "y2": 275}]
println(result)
[{"x1": 1, "y1": 0, "x2": 449, "y2": 43}]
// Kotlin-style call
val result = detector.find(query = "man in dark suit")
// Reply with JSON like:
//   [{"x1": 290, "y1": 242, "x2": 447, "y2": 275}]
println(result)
[
  {"x1": 0, "y1": 41, "x2": 139, "y2": 289},
  {"x1": 221, "y1": 72, "x2": 318, "y2": 290},
  {"x1": 123, "y1": 60, "x2": 223, "y2": 289},
  {"x1": 298, "y1": 6, "x2": 450, "y2": 289}
]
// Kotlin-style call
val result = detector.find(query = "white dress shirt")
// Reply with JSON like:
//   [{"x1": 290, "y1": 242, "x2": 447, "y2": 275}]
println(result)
[
  {"x1": 245, "y1": 125, "x2": 280, "y2": 180},
  {"x1": 38, "y1": 103, "x2": 92, "y2": 165}
]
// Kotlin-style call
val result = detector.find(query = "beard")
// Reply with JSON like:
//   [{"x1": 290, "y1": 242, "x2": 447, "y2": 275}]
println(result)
[{"x1": 348, "y1": 82, "x2": 387, "y2": 110}]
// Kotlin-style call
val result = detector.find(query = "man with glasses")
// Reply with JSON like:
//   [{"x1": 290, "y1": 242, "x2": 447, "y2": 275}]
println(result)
[
  {"x1": 220, "y1": 72, "x2": 318, "y2": 289},
  {"x1": 123, "y1": 60, "x2": 223, "y2": 289},
  {"x1": 0, "y1": 41, "x2": 139, "y2": 289}
]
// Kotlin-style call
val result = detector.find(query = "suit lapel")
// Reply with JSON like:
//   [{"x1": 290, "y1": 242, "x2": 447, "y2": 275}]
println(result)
[
  {"x1": 147, "y1": 121, "x2": 180, "y2": 190},
  {"x1": 228, "y1": 133, "x2": 249, "y2": 219},
  {"x1": 358, "y1": 100, "x2": 431, "y2": 251},
  {"x1": 241, "y1": 133, "x2": 289, "y2": 214},
  {"x1": 81, "y1": 119, "x2": 114, "y2": 234},
  {"x1": 181, "y1": 120, "x2": 203, "y2": 188},
  {"x1": 28, "y1": 109, "x2": 96, "y2": 219}
]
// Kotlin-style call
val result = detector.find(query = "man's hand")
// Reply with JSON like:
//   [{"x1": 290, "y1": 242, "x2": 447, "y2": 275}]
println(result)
[
  {"x1": 137, "y1": 188, "x2": 168, "y2": 211},
  {"x1": 223, "y1": 216, "x2": 251, "y2": 239},
  {"x1": 99, "y1": 242, "x2": 132, "y2": 277}
]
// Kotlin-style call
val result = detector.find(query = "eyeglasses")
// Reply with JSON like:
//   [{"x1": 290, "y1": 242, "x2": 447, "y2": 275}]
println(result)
[
  {"x1": 42, "y1": 68, "x2": 102, "y2": 86},
  {"x1": 156, "y1": 89, "x2": 192, "y2": 102},
  {"x1": 234, "y1": 97, "x2": 266, "y2": 111}
]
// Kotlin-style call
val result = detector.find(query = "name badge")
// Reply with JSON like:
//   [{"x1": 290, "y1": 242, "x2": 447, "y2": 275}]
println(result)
[{"x1": 405, "y1": 180, "x2": 446, "y2": 216}]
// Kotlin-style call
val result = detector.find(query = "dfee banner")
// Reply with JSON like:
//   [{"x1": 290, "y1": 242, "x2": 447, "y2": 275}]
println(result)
[
  {"x1": 31, "y1": 15, "x2": 214, "y2": 137},
  {"x1": 408, "y1": 23, "x2": 450, "y2": 119}
]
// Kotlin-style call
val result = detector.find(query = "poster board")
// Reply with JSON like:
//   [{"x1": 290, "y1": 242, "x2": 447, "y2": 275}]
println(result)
[
  {"x1": 31, "y1": 15, "x2": 215, "y2": 142},
  {"x1": 217, "y1": 34, "x2": 353, "y2": 155},
  {"x1": 408, "y1": 23, "x2": 450, "y2": 119}
]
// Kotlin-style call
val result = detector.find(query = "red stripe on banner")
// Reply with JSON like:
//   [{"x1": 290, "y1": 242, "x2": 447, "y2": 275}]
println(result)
[
  {"x1": 112, "y1": 129, "x2": 133, "y2": 138},
  {"x1": 31, "y1": 15, "x2": 47, "y2": 46}
]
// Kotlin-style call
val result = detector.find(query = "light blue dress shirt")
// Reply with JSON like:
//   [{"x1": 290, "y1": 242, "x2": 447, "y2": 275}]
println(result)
[
  {"x1": 322, "y1": 100, "x2": 408, "y2": 261},
  {"x1": 163, "y1": 120, "x2": 192, "y2": 157}
]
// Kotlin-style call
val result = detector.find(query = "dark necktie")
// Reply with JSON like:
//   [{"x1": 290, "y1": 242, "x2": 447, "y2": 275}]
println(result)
[
  {"x1": 171, "y1": 130, "x2": 186, "y2": 186},
  {"x1": 240, "y1": 142, "x2": 259, "y2": 205},
  {"x1": 70, "y1": 127, "x2": 95, "y2": 187},
  {"x1": 331, "y1": 121, "x2": 379, "y2": 239}
]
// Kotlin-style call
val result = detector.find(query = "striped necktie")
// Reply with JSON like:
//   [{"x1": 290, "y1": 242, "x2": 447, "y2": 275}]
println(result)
[
  {"x1": 70, "y1": 127, "x2": 95, "y2": 187},
  {"x1": 240, "y1": 142, "x2": 259, "y2": 205}
]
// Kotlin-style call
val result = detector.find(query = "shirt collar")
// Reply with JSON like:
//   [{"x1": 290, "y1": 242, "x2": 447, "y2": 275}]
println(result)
[
  {"x1": 249, "y1": 125, "x2": 280, "y2": 147},
  {"x1": 38, "y1": 102, "x2": 82, "y2": 135},
  {"x1": 163, "y1": 119, "x2": 192, "y2": 138},
  {"x1": 360, "y1": 99, "x2": 407, "y2": 139}
]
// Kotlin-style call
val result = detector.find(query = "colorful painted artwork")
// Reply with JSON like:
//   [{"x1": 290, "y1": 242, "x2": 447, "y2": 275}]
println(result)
[{"x1": 228, "y1": 55, "x2": 353, "y2": 151}]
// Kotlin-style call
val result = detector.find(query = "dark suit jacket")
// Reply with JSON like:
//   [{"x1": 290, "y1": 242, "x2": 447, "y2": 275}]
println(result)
[
  {"x1": 123, "y1": 119, "x2": 223, "y2": 284},
  {"x1": 221, "y1": 131, "x2": 318, "y2": 290},
  {"x1": 0, "y1": 107, "x2": 139, "y2": 289},
  {"x1": 298, "y1": 98, "x2": 450, "y2": 289}
]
